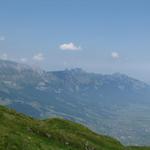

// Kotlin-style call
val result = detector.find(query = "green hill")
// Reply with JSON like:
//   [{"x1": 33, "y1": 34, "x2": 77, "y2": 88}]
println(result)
[{"x1": 0, "y1": 105, "x2": 149, "y2": 150}]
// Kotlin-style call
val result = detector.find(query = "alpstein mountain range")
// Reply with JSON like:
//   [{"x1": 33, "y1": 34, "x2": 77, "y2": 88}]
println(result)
[{"x1": 0, "y1": 60, "x2": 150, "y2": 145}]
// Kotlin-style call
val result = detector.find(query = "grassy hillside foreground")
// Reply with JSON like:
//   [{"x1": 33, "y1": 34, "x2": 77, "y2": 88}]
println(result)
[{"x1": 0, "y1": 105, "x2": 149, "y2": 150}]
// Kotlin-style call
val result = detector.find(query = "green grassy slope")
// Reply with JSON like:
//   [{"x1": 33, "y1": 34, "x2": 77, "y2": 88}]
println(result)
[{"x1": 0, "y1": 105, "x2": 149, "y2": 150}]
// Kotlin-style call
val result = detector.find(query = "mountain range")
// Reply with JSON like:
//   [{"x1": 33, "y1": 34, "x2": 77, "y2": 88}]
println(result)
[{"x1": 0, "y1": 60, "x2": 150, "y2": 145}]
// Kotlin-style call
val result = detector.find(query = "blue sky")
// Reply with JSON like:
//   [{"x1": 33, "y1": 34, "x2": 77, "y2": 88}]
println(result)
[{"x1": 0, "y1": 0, "x2": 150, "y2": 81}]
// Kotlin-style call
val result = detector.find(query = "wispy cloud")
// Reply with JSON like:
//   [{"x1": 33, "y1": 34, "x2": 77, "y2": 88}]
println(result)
[
  {"x1": 111, "y1": 52, "x2": 120, "y2": 59},
  {"x1": 20, "y1": 58, "x2": 27, "y2": 63},
  {"x1": 0, "y1": 36, "x2": 5, "y2": 41},
  {"x1": 59, "y1": 42, "x2": 81, "y2": 51},
  {"x1": 0, "y1": 53, "x2": 8, "y2": 60},
  {"x1": 33, "y1": 53, "x2": 44, "y2": 61}
]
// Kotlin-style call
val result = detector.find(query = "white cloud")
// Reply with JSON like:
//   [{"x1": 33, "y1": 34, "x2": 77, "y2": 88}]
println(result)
[
  {"x1": 111, "y1": 52, "x2": 120, "y2": 59},
  {"x1": 1, "y1": 53, "x2": 8, "y2": 60},
  {"x1": 0, "y1": 36, "x2": 5, "y2": 41},
  {"x1": 20, "y1": 58, "x2": 27, "y2": 63},
  {"x1": 59, "y1": 42, "x2": 81, "y2": 51},
  {"x1": 33, "y1": 53, "x2": 44, "y2": 61}
]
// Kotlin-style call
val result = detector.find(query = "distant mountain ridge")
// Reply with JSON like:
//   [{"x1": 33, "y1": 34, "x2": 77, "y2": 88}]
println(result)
[{"x1": 0, "y1": 60, "x2": 150, "y2": 145}]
